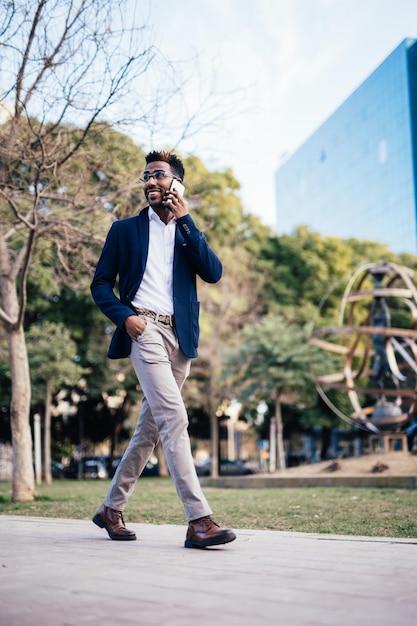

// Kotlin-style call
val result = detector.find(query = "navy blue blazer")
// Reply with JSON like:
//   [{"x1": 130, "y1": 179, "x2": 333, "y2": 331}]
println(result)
[{"x1": 90, "y1": 208, "x2": 222, "y2": 359}]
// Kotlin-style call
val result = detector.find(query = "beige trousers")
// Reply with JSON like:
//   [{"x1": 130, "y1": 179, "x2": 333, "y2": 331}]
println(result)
[{"x1": 104, "y1": 318, "x2": 212, "y2": 522}]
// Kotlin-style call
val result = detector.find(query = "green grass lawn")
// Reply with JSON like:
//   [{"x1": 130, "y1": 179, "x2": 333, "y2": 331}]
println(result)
[{"x1": 1, "y1": 477, "x2": 416, "y2": 538}]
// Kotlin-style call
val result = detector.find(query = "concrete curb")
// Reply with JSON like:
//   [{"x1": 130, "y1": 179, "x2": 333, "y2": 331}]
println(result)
[{"x1": 199, "y1": 474, "x2": 417, "y2": 489}]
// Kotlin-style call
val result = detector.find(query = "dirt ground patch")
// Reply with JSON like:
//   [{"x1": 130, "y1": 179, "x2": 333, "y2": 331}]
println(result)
[{"x1": 283, "y1": 451, "x2": 417, "y2": 476}]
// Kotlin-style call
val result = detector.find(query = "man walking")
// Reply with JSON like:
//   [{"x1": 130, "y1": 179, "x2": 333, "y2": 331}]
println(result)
[{"x1": 91, "y1": 150, "x2": 236, "y2": 549}]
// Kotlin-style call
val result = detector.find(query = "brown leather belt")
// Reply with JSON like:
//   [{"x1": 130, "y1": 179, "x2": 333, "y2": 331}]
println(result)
[{"x1": 136, "y1": 308, "x2": 174, "y2": 326}]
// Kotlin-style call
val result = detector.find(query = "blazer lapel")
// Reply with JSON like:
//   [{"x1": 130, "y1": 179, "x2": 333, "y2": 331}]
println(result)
[{"x1": 138, "y1": 208, "x2": 150, "y2": 273}]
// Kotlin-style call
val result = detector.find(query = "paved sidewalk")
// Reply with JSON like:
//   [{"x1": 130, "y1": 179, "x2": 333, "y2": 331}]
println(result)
[{"x1": 1, "y1": 515, "x2": 416, "y2": 626}]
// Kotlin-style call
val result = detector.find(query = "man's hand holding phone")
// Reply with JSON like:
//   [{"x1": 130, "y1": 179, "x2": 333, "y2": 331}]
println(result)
[
  {"x1": 164, "y1": 178, "x2": 188, "y2": 217},
  {"x1": 170, "y1": 179, "x2": 185, "y2": 197}
]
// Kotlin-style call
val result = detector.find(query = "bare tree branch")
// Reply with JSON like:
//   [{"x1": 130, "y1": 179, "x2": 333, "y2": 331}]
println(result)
[
  {"x1": 0, "y1": 0, "x2": 245, "y2": 503},
  {"x1": 14, "y1": 0, "x2": 47, "y2": 117}
]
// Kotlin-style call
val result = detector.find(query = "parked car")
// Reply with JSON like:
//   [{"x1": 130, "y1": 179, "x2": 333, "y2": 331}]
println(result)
[
  {"x1": 111, "y1": 455, "x2": 159, "y2": 477},
  {"x1": 285, "y1": 452, "x2": 309, "y2": 467},
  {"x1": 62, "y1": 459, "x2": 79, "y2": 479},
  {"x1": 195, "y1": 459, "x2": 259, "y2": 477},
  {"x1": 63, "y1": 454, "x2": 159, "y2": 479},
  {"x1": 83, "y1": 458, "x2": 108, "y2": 479},
  {"x1": 51, "y1": 461, "x2": 65, "y2": 479}
]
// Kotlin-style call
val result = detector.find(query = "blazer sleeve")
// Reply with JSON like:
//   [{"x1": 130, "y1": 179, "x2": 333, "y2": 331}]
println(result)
[{"x1": 176, "y1": 214, "x2": 222, "y2": 283}]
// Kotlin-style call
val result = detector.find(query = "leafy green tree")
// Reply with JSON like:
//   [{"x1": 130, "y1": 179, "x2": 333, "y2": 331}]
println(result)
[
  {"x1": 225, "y1": 314, "x2": 321, "y2": 470},
  {"x1": 27, "y1": 321, "x2": 83, "y2": 484},
  {"x1": 259, "y1": 226, "x2": 417, "y2": 322}
]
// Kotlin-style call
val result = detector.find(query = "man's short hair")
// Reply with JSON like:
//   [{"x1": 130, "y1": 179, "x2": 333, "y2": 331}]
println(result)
[{"x1": 145, "y1": 150, "x2": 185, "y2": 180}]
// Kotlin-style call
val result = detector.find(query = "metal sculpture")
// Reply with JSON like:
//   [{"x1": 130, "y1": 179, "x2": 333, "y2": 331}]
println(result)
[{"x1": 309, "y1": 261, "x2": 417, "y2": 433}]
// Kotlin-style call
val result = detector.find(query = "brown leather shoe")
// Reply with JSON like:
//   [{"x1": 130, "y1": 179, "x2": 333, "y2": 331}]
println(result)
[
  {"x1": 92, "y1": 504, "x2": 137, "y2": 541},
  {"x1": 185, "y1": 516, "x2": 236, "y2": 549}
]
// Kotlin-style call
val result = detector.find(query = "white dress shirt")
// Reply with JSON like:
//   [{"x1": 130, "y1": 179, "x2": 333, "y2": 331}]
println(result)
[{"x1": 131, "y1": 207, "x2": 176, "y2": 315}]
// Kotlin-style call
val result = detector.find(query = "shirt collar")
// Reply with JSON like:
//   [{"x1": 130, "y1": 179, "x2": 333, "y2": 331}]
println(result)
[{"x1": 148, "y1": 206, "x2": 176, "y2": 225}]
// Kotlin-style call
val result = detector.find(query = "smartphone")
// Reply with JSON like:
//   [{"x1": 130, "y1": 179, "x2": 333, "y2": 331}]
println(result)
[{"x1": 170, "y1": 178, "x2": 185, "y2": 196}]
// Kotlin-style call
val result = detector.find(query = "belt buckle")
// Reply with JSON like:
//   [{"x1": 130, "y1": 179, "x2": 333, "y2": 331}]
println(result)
[{"x1": 155, "y1": 312, "x2": 167, "y2": 324}]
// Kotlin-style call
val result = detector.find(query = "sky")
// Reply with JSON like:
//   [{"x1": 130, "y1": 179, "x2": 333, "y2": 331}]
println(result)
[{"x1": 129, "y1": 0, "x2": 417, "y2": 230}]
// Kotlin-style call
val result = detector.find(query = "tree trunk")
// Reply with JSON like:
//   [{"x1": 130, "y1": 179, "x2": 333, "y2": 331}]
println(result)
[
  {"x1": 33, "y1": 413, "x2": 42, "y2": 485},
  {"x1": 269, "y1": 417, "x2": 277, "y2": 472},
  {"x1": 7, "y1": 326, "x2": 35, "y2": 501},
  {"x1": 0, "y1": 225, "x2": 34, "y2": 501},
  {"x1": 208, "y1": 374, "x2": 219, "y2": 478},
  {"x1": 275, "y1": 392, "x2": 286, "y2": 471},
  {"x1": 43, "y1": 379, "x2": 52, "y2": 485},
  {"x1": 155, "y1": 441, "x2": 168, "y2": 477}
]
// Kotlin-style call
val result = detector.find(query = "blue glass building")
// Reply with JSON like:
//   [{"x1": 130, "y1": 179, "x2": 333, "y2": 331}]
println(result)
[{"x1": 275, "y1": 38, "x2": 417, "y2": 254}]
